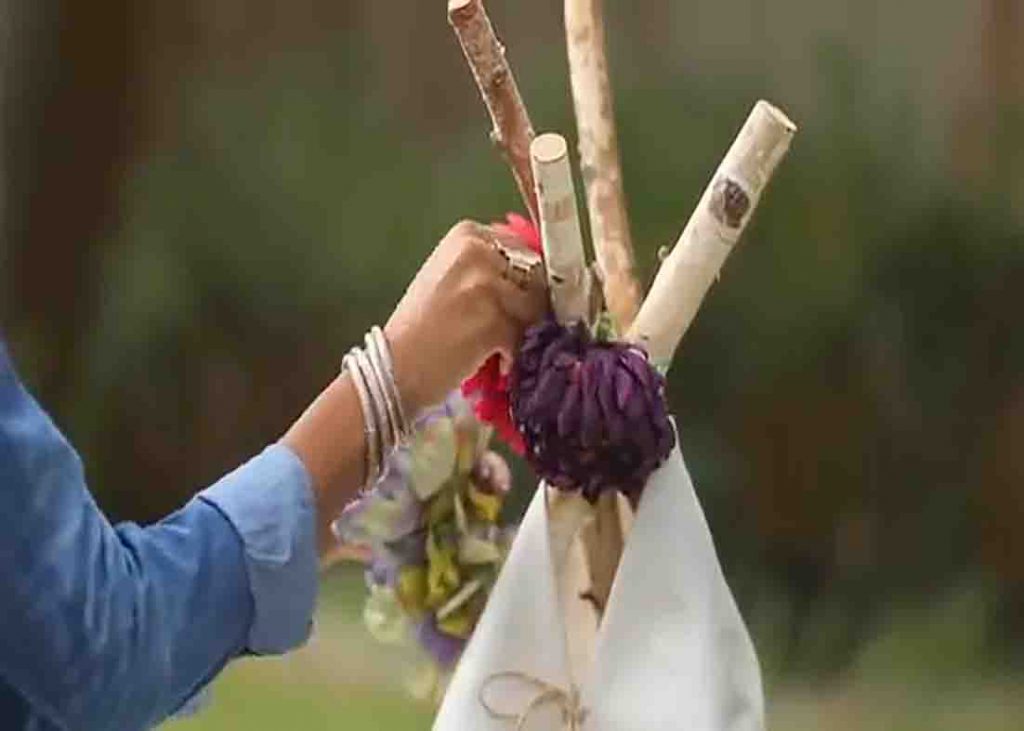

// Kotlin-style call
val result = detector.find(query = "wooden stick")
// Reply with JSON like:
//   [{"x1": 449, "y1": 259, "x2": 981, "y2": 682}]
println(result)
[
  {"x1": 565, "y1": 0, "x2": 644, "y2": 620},
  {"x1": 565, "y1": 0, "x2": 643, "y2": 335},
  {"x1": 546, "y1": 490, "x2": 600, "y2": 683},
  {"x1": 530, "y1": 133, "x2": 590, "y2": 324},
  {"x1": 531, "y1": 132, "x2": 605, "y2": 663},
  {"x1": 628, "y1": 101, "x2": 797, "y2": 365},
  {"x1": 448, "y1": 0, "x2": 539, "y2": 224}
]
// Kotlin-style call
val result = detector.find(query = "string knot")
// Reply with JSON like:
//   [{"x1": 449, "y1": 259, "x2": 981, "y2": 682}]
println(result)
[{"x1": 479, "y1": 671, "x2": 587, "y2": 730}]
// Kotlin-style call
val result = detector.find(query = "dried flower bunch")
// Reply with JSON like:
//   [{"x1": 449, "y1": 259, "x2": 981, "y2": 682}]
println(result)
[
  {"x1": 509, "y1": 318, "x2": 675, "y2": 504},
  {"x1": 333, "y1": 393, "x2": 514, "y2": 702}
]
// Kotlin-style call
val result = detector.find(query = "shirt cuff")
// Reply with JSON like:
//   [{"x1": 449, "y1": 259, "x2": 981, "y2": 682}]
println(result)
[{"x1": 199, "y1": 443, "x2": 318, "y2": 655}]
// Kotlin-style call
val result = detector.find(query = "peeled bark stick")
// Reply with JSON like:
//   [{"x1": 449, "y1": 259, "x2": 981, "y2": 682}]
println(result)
[
  {"x1": 628, "y1": 101, "x2": 797, "y2": 365},
  {"x1": 566, "y1": 0, "x2": 643, "y2": 622},
  {"x1": 546, "y1": 490, "x2": 600, "y2": 681},
  {"x1": 531, "y1": 133, "x2": 590, "y2": 324},
  {"x1": 533, "y1": 133, "x2": 603, "y2": 654},
  {"x1": 448, "y1": 0, "x2": 539, "y2": 224},
  {"x1": 565, "y1": 0, "x2": 643, "y2": 334}
]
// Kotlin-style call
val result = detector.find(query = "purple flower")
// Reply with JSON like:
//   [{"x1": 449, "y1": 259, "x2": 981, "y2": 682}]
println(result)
[
  {"x1": 414, "y1": 390, "x2": 470, "y2": 431},
  {"x1": 510, "y1": 319, "x2": 676, "y2": 503},
  {"x1": 365, "y1": 530, "x2": 428, "y2": 588},
  {"x1": 416, "y1": 616, "x2": 467, "y2": 668},
  {"x1": 365, "y1": 553, "x2": 399, "y2": 588},
  {"x1": 333, "y1": 449, "x2": 423, "y2": 547}
]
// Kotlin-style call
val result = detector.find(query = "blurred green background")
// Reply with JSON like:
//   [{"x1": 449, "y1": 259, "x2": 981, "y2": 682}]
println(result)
[{"x1": 2, "y1": 1, "x2": 1023, "y2": 729}]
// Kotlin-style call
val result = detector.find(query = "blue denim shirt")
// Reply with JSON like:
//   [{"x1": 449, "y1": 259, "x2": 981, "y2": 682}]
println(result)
[{"x1": 0, "y1": 343, "x2": 318, "y2": 730}]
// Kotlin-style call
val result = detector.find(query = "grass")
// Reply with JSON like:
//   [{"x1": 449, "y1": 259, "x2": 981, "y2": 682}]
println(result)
[{"x1": 165, "y1": 568, "x2": 1024, "y2": 730}]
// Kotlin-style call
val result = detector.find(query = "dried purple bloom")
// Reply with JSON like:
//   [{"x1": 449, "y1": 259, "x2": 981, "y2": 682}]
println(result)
[
  {"x1": 416, "y1": 616, "x2": 466, "y2": 668},
  {"x1": 510, "y1": 318, "x2": 676, "y2": 503}
]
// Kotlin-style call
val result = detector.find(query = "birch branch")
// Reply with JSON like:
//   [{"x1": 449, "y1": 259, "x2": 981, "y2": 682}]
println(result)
[
  {"x1": 564, "y1": 0, "x2": 643, "y2": 623},
  {"x1": 530, "y1": 133, "x2": 590, "y2": 324},
  {"x1": 628, "y1": 101, "x2": 797, "y2": 365},
  {"x1": 448, "y1": 0, "x2": 539, "y2": 224},
  {"x1": 565, "y1": 0, "x2": 643, "y2": 334}
]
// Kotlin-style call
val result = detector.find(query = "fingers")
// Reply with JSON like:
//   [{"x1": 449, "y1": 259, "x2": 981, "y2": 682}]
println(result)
[
  {"x1": 445, "y1": 216, "x2": 550, "y2": 366},
  {"x1": 492, "y1": 274, "x2": 547, "y2": 326},
  {"x1": 471, "y1": 221, "x2": 549, "y2": 335},
  {"x1": 487, "y1": 225, "x2": 530, "y2": 252}
]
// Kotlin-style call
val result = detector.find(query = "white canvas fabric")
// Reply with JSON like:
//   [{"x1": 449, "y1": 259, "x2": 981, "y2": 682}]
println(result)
[{"x1": 434, "y1": 441, "x2": 764, "y2": 731}]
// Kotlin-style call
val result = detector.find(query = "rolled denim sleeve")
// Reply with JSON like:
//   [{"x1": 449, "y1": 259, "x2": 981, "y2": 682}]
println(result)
[
  {"x1": 0, "y1": 342, "x2": 320, "y2": 730},
  {"x1": 199, "y1": 444, "x2": 318, "y2": 655}
]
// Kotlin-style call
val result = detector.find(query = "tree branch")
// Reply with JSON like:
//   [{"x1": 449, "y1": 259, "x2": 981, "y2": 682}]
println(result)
[
  {"x1": 565, "y1": 0, "x2": 643, "y2": 335},
  {"x1": 448, "y1": 0, "x2": 539, "y2": 224},
  {"x1": 564, "y1": 0, "x2": 646, "y2": 620}
]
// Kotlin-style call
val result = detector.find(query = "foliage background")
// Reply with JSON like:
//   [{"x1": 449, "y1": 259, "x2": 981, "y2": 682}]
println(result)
[{"x1": 1, "y1": 1, "x2": 1023, "y2": 728}]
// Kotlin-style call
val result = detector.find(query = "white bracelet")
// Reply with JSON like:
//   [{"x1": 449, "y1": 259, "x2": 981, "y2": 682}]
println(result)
[
  {"x1": 370, "y1": 326, "x2": 410, "y2": 439},
  {"x1": 339, "y1": 325, "x2": 411, "y2": 487},
  {"x1": 365, "y1": 329, "x2": 405, "y2": 448},
  {"x1": 342, "y1": 328, "x2": 413, "y2": 488},
  {"x1": 357, "y1": 346, "x2": 393, "y2": 464},
  {"x1": 343, "y1": 348, "x2": 380, "y2": 487},
  {"x1": 366, "y1": 327, "x2": 409, "y2": 446}
]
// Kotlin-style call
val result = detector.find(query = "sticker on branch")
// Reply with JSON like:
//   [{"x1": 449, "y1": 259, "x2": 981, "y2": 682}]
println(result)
[{"x1": 627, "y1": 101, "x2": 797, "y2": 367}]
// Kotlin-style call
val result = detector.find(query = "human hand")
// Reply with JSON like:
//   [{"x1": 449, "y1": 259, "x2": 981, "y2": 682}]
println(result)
[{"x1": 384, "y1": 220, "x2": 547, "y2": 418}]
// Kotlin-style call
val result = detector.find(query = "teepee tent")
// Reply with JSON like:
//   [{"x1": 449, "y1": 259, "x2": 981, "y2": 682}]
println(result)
[{"x1": 435, "y1": 1, "x2": 796, "y2": 728}]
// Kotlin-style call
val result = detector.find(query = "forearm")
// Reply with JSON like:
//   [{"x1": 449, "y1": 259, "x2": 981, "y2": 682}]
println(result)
[
  {"x1": 280, "y1": 372, "x2": 369, "y2": 556},
  {"x1": 0, "y1": 346, "x2": 256, "y2": 729}
]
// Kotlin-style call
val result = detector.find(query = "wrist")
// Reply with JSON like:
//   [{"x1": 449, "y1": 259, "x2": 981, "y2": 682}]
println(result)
[{"x1": 383, "y1": 323, "x2": 428, "y2": 420}]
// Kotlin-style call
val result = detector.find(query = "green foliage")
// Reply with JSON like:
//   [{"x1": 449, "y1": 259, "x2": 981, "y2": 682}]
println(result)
[{"x1": 33, "y1": 36, "x2": 1024, "y2": 674}]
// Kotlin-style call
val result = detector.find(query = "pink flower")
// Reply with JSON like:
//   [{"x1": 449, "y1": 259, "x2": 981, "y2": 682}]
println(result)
[{"x1": 492, "y1": 212, "x2": 542, "y2": 255}]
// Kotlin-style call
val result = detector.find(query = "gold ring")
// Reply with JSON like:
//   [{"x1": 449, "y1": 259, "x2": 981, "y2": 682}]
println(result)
[{"x1": 490, "y1": 238, "x2": 542, "y2": 290}]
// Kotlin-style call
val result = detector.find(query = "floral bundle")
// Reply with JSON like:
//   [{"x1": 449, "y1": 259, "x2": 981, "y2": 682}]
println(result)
[{"x1": 332, "y1": 392, "x2": 515, "y2": 702}]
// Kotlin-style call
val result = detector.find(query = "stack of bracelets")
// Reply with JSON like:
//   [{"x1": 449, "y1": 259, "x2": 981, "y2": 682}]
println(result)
[{"x1": 342, "y1": 325, "x2": 411, "y2": 486}]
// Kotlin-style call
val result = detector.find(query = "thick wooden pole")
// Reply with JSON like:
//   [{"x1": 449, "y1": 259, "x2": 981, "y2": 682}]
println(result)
[{"x1": 628, "y1": 101, "x2": 797, "y2": 365}]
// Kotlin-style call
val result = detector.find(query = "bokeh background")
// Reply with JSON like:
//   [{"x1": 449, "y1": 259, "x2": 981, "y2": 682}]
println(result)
[{"x1": 2, "y1": 1, "x2": 1023, "y2": 729}]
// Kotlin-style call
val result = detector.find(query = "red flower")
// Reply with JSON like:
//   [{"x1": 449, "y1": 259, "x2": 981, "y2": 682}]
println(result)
[
  {"x1": 462, "y1": 355, "x2": 525, "y2": 454},
  {"x1": 461, "y1": 213, "x2": 542, "y2": 455}
]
